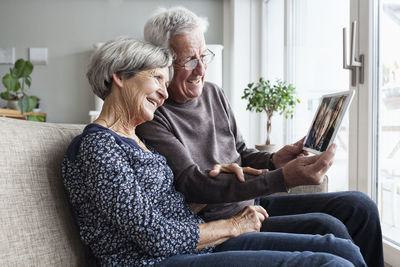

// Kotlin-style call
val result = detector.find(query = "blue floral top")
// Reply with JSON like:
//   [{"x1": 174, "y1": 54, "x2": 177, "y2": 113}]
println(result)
[{"x1": 62, "y1": 124, "x2": 213, "y2": 266}]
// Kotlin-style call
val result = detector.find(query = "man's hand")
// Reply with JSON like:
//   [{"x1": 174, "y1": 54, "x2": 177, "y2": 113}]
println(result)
[
  {"x1": 282, "y1": 144, "x2": 336, "y2": 189},
  {"x1": 209, "y1": 163, "x2": 267, "y2": 182},
  {"x1": 272, "y1": 137, "x2": 308, "y2": 169}
]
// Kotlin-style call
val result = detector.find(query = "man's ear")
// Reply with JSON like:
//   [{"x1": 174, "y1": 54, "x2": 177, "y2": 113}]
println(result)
[{"x1": 112, "y1": 73, "x2": 124, "y2": 88}]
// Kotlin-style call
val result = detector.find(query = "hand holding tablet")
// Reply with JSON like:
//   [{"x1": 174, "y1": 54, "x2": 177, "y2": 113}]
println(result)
[
  {"x1": 303, "y1": 90, "x2": 355, "y2": 154},
  {"x1": 283, "y1": 143, "x2": 337, "y2": 188}
]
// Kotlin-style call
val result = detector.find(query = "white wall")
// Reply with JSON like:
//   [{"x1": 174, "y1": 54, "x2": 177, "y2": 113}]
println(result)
[{"x1": 0, "y1": 0, "x2": 223, "y2": 123}]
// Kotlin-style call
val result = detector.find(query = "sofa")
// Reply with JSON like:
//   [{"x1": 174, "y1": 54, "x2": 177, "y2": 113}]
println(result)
[
  {"x1": 0, "y1": 117, "x2": 327, "y2": 266},
  {"x1": 0, "y1": 117, "x2": 86, "y2": 266}
]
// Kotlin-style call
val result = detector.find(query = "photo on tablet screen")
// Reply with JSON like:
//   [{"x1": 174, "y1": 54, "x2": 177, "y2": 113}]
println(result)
[{"x1": 303, "y1": 90, "x2": 355, "y2": 154}]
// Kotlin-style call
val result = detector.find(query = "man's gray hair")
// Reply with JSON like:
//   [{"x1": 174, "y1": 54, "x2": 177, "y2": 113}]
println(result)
[
  {"x1": 144, "y1": 6, "x2": 209, "y2": 48},
  {"x1": 86, "y1": 37, "x2": 172, "y2": 100}
]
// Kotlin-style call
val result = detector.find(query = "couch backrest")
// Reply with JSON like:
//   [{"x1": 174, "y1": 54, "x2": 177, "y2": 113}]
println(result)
[{"x1": 0, "y1": 117, "x2": 87, "y2": 266}]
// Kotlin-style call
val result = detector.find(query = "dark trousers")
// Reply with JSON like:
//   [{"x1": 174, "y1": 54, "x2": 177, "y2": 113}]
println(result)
[
  {"x1": 161, "y1": 232, "x2": 365, "y2": 266},
  {"x1": 258, "y1": 191, "x2": 384, "y2": 267}
]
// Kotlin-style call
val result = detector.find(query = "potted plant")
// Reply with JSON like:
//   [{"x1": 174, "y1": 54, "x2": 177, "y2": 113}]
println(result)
[
  {"x1": 1, "y1": 58, "x2": 39, "y2": 114},
  {"x1": 242, "y1": 78, "x2": 300, "y2": 152}
]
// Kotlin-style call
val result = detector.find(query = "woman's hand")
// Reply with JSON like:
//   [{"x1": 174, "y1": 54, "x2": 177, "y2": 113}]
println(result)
[
  {"x1": 209, "y1": 163, "x2": 267, "y2": 182},
  {"x1": 196, "y1": 205, "x2": 268, "y2": 250},
  {"x1": 229, "y1": 205, "x2": 269, "y2": 236}
]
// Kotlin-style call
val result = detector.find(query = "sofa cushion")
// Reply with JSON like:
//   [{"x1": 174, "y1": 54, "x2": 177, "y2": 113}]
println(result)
[{"x1": 0, "y1": 118, "x2": 86, "y2": 266}]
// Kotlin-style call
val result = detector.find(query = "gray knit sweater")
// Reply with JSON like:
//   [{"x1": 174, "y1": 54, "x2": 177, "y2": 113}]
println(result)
[{"x1": 137, "y1": 82, "x2": 287, "y2": 221}]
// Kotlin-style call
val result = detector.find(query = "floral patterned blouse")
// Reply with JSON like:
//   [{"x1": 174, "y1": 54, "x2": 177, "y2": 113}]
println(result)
[{"x1": 62, "y1": 124, "x2": 212, "y2": 266}]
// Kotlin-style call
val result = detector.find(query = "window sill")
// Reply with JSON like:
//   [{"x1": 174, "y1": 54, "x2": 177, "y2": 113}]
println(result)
[{"x1": 383, "y1": 239, "x2": 400, "y2": 266}]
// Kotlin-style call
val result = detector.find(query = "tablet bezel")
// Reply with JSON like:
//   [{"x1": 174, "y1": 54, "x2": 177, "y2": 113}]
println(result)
[{"x1": 303, "y1": 90, "x2": 355, "y2": 155}]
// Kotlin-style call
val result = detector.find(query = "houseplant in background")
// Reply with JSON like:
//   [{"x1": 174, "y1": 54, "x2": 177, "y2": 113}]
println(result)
[
  {"x1": 1, "y1": 58, "x2": 40, "y2": 115},
  {"x1": 242, "y1": 78, "x2": 300, "y2": 152}
]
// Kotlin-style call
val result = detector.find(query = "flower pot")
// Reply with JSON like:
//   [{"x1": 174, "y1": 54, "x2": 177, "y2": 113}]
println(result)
[
  {"x1": 33, "y1": 101, "x2": 40, "y2": 112},
  {"x1": 255, "y1": 144, "x2": 277, "y2": 152},
  {"x1": 7, "y1": 100, "x2": 19, "y2": 110}
]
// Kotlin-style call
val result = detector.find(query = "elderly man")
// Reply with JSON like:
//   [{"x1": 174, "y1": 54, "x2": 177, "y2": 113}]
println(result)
[{"x1": 137, "y1": 7, "x2": 383, "y2": 267}]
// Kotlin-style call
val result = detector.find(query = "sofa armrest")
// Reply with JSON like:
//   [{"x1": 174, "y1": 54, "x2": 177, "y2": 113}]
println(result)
[
  {"x1": 289, "y1": 175, "x2": 328, "y2": 194},
  {"x1": 272, "y1": 175, "x2": 328, "y2": 195}
]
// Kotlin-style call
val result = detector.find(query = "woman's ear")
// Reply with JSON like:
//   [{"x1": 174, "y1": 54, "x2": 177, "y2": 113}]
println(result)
[{"x1": 112, "y1": 73, "x2": 124, "y2": 88}]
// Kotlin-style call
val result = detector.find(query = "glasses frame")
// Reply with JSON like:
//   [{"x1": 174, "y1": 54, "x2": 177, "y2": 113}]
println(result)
[{"x1": 173, "y1": 49, "x2": 215, "y2": 71}]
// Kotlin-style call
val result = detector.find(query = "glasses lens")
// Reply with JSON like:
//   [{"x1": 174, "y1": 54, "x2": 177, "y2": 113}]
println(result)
[
  {"x1": 202, "y1": 53, "x2": 214, "y2": 65},
  {"x1": 184, "y1": 59, "x2": 198, "y2": 71},
  {"x1": 182, "y1": 50, "x2": 215, "y2": 70}
]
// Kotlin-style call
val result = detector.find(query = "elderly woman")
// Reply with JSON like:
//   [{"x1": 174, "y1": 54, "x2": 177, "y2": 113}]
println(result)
[{"x1": 62, "y1": 37, "x2": 364, "y2": 266}]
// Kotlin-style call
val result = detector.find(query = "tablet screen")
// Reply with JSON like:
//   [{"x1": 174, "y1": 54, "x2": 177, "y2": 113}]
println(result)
[{"x1": 303, "y1": 90, "x2": 355, "y2": 154}]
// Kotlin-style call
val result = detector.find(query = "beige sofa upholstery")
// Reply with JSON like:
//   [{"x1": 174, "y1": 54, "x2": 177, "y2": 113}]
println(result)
[
  {"x1": 275, "y1": 176, "x2": 328, "y2": 195},
  {"x1": 0, "y1": 117, "x2": 327, "y2": 266},
  {"x1": 0, "y1": 118, "x2": 86, "y2": 266}
]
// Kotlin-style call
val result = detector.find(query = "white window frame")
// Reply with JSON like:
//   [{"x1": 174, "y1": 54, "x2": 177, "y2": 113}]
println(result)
[
  {"x1": 347, "y1": 0, "x2": 378, "y2": 200},
  {"x1": 364, "y1": 0, "x2": 400, "y2": 264}
]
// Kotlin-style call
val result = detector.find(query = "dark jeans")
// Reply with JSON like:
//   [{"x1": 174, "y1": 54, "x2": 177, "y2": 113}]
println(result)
[
  {"x1": 258, "y1": 191, "x2": 384, "y2": 267},
  {"x1": 160, "y1": 232, "x2": 366, "y2": 266}
]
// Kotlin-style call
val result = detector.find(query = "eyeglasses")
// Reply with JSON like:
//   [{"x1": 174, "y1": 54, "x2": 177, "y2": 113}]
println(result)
[{"x1": 174, "y1": 49, "x2": 215, "y2": 71}]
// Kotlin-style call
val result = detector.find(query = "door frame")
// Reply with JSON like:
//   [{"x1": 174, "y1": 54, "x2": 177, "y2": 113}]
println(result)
[
  {"x1": 348, "y1": 0, "x2": 379, "y2": 201},
  {"x1": 352, "y1": 0, "x2": 400, "y2": 264}
]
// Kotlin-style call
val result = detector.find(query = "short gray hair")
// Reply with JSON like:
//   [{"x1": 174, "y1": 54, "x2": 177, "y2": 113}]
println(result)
[
  {"x1": 86, "y1": 37, "x2": 172, "y2": 100},
  {"x1": 144, "y1": 6, "x2": 209, "y2": 48}
]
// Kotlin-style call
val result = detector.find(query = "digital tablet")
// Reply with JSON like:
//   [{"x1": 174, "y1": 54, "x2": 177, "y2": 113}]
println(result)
[{"x1": 303, "y1": 90, "x2": 355, "y2": 154}]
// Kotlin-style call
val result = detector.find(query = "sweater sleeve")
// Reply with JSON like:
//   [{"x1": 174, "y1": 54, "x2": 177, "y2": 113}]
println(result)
[
  {"x1": 136, "y1": 115, "x2": 287, "y2": 204},
  {"x1": 80, "y1": 134, "x2": 200, "y2": 257},
  {"x1": 217, "y1": 87, "x2": 277, "y2": 170}
]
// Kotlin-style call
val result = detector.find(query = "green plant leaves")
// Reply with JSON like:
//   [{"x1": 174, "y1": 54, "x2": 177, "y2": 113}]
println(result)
[
  {"x1": 0, "y1": 91, "x2": 13, "y2": 100},
  {"x1": 242, "y1": 78, "x2": 300, "y2": 145},
  {"x1": 242, "y1": 78, "x2": 300, "y2": 117},
  {"x1": 25, "y1": 76, "x2": 32, "y2": 88},
  {"x1": 2, "y1": 73, "x2": 20, "y2": 92},
  {"x1": 18, "y1": 95, "x2": 38, "y2": 114},
  {"x1": 27, "y1": 114, "x2": 45, "y2": 122},
  {"x1": 1, "y1": 58, "x2": 38, "y2": 106},
  {"x1": 14, "y1": 59, "x2": 34, "y2": 78}
]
